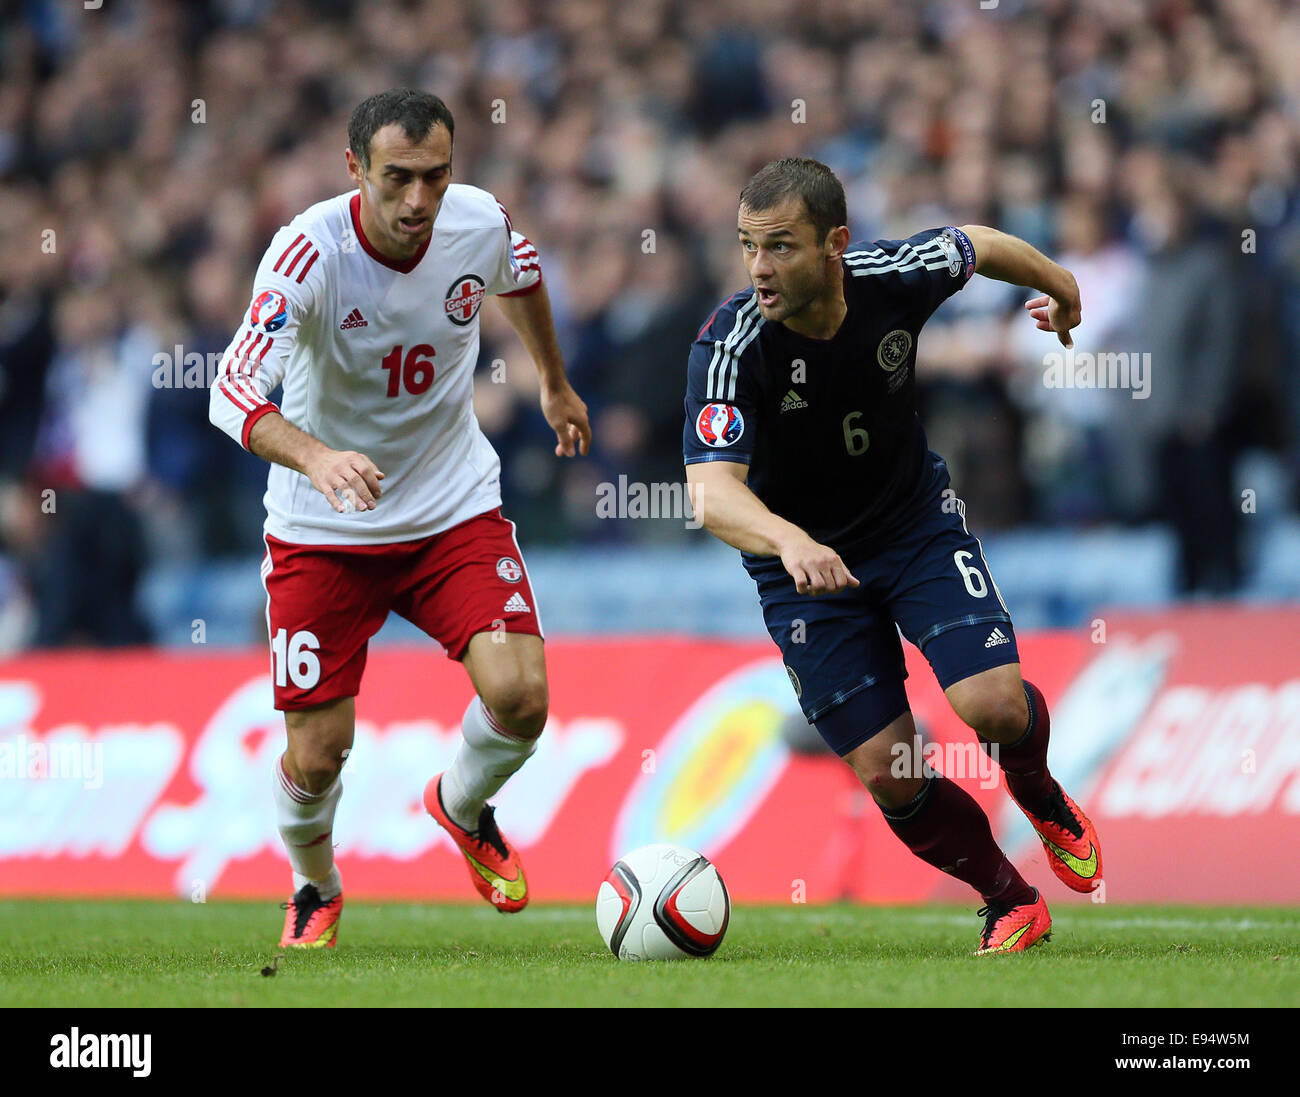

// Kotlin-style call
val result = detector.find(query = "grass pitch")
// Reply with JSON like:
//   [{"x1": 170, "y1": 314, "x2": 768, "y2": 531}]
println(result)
[{"x1": 2, "y1": 899, "x2": 1297, "y2": 1008}]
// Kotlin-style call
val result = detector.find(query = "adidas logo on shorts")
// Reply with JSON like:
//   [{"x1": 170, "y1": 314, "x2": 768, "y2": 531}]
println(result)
[
  {"x1": 985, "y1": 627, "x2": 1010, "y2": 649},
  {"x1": 504, "y1": 592, "x2": 531, "y2": 614},
  {"x1": 340, "y1": 308, "x2": 368, "y2": 330}
]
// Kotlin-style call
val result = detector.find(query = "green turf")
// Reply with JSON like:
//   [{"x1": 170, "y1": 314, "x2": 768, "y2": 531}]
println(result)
[{"x1": 1, "y1": 900, "x2": 1297, "y2": 1007}]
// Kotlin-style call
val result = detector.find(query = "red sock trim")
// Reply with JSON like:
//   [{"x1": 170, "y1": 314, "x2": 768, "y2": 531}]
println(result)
[
  {"x1": 479, "y1": 700, "x2": 534, "y2": 743},
  {"x1": 278, "y1": 756, "x2": 322, "y2": 804}
]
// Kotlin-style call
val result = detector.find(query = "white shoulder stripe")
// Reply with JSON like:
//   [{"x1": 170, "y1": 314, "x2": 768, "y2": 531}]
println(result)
[
  {"x1": 845, "y1": 239, "x2": 951, "y2": 278},
  {"x1": 707, "y1": 296, "x2": 762, "y2": 401},
  {"x1": 723, "y1": 312, "x2": 766, "y2": 400},
  {"x1": 845, "y1": 238, "x2": 945, "y2": 268}
]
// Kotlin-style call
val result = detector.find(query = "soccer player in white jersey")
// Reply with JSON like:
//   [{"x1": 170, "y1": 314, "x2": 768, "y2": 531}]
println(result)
[{"x1": 209, "y1": 89, "x2": 591, "y2": 947}]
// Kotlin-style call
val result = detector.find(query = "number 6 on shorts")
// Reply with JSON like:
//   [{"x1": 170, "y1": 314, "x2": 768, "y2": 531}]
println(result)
[{"x1": 953, "y1": 550, "x2": 988, "y2": 598}]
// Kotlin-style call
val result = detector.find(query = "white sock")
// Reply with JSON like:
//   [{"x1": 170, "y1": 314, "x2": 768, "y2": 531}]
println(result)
[
  {"x1": 293, "y1": 866, "x2": 341, "y2": 903},
  {"x1": 274, "y1": 754, "x2": 342, "y2": 890},
  {"x1": 443, "y1": 698, "x2": 539, "y2": 830}
]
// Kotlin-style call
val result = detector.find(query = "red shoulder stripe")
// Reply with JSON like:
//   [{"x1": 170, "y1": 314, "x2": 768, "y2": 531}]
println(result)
[
  {"x1": 282, "y1": 239, "x2": 314, "y2": 278},
  {"x1": 295, "y1": 249, "x2": 319, "y2": 283},
  {"x1": 273, "y1": 233, "x2": 305, "y2": 273}
]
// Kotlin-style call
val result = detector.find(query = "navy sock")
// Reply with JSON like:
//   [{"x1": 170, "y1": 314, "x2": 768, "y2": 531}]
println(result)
[
  {"x1": 981, "y1": 680, "x2": 1055, "y2": 814},
  {"x1": 879, "y1": 774, "x2": 1035, "y2": 905}
]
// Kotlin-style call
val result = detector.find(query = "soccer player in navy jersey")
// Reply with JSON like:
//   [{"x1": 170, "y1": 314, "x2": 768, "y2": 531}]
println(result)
[{"x1": 684, "y1": 157, "x2": 1100, "y2": 953}]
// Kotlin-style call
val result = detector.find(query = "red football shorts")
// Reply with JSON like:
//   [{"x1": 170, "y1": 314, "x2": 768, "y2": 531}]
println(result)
[{"x1": 261, "y1": 507, "x2": 543, "y2": 710}]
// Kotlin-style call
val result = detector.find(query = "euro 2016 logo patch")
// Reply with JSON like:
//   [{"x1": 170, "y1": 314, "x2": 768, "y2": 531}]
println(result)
[
  {"x1": 695, "y1": 403, "x2": 745, "y2": 448},
  {"x1": 877, "y1": 329, "x2": 912, "y2": 372},
  {"x1": 496, "y1": 556, "x2": 523, "y2": 583},
  {"x1": 445, "y1": 274, "x2": 487, "y2": 326},
  {"x1": 250, "y1": 290, "x2": 289, "y2": 333}
]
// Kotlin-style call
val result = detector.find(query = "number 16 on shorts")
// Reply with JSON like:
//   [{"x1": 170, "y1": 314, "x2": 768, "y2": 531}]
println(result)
[{"x1": 272, "y1": 628, "x2": 322, "y2": 690}]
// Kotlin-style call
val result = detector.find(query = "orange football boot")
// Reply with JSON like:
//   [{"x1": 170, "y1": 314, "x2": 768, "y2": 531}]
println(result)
[
  {"x1": 1011, "y1": 780, "x2": 1103, "y2": 893},
  {"x1": 279, "y1": 883, "x2": 342, "y2": 948},
  {"x1": 974, "y1": 889, "x2": 1052, "y2": 955},
  {"x1": 424, "y1": 773, "x2": 529, "y2": 913}
]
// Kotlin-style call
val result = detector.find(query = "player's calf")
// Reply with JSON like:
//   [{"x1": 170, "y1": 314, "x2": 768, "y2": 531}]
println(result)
[
  {"x1": 840, "y1": 713, "x2": 926, "y2": 809},
  {"x1": 274, "y1": 751, "x2": 345, "y2": 946},
  {"x1": 961, "y1": 676, "x2": 1105, "y2": 893},
  {"x1": 283, "y1": 696, "x2": 356, "y2": 793},
  {"x1": 444, "y1": 634, "x2": 549, "y2": 828},
  {"x1": 823, "y1": 692, "x2": 1037, "y2": 911},
  {"x1": 274, "y1": 698, "x2": 353, "y2": 944}
]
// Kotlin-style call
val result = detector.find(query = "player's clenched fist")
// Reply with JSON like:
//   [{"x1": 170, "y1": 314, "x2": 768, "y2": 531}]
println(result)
[
  {"x1": 779, "y1": 534, "x2": 860, "y2": 596},
  {"x1": 306, "y1": 449, "x2": 385, "y2": 513}
]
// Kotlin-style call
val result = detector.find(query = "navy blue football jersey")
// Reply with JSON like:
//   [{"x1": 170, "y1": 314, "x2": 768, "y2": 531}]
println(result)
[{"x1": 683, "y1": 225, "x2": 977, "y2": 559}]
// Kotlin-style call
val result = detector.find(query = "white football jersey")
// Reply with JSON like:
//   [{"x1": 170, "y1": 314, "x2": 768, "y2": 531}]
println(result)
[{"x1": 209, "y1": 184, "x2": 542, "y2": 544}]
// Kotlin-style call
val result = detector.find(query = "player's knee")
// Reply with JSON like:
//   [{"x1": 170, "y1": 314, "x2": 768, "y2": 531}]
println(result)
[
  {"x1": 288, "y1": 747, "x2": 344, "y2": 794},
  {"x1": 957, "y1": 687, "x2": 1027, "y2": 743},
  {"x1": 284, "y1": 706, "x2": 352, "y2": 791},
  {"x1": 847, "y1": 755, "x2": 923, "y2": 809},
  {"x1": 482, "y1": 678, "x2": 549, "y2": 739}
]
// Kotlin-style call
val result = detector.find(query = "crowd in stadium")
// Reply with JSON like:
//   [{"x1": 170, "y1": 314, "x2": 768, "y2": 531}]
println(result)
[{"x1": 0, "y1": 0, "x2": 1297, "y2": 648}]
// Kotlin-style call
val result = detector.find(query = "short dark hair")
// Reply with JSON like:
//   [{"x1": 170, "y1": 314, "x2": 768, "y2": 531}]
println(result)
[
  {"x1": 348, "y1": 88, "x2": 455, "y2": 173},
  {"x1": 739, "y1": 157, "x2": 847, "y2": 244}
]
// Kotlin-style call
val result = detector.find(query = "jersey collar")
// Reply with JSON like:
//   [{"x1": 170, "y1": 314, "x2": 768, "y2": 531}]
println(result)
[
  {"x1": 349, "y1": 192, "x2": 432, "y2": 273},
  {"x1": 780, "y1": 287, "x2": 851, "y2": 344}
]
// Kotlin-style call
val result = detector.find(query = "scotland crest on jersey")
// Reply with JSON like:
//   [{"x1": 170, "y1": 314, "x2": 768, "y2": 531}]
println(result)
[{"x1": 696, "y1": 402, "x2": 745, "y2": 447}]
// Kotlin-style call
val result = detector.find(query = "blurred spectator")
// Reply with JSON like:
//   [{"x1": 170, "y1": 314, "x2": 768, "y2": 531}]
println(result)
[
  {"x1": 21, "y1": 281, "x2": 157, "y2": 646},
  {"x1": 1115, "y1": 178, "x2": 1250, "y2": 593},
  {"x1": 1010, "y1": 192, "x2": 1143, "y2": 524}
]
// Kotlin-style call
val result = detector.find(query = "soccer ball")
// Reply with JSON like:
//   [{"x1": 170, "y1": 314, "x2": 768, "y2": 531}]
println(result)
[{"x1": 596, "y1": 844, "x2": 730, "y2": 961}]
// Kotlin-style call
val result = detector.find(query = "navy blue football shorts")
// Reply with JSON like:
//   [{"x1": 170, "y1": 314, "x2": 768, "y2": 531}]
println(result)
[{"x1": 748, "y1": 466, "x2": 1018, "y2": 757}]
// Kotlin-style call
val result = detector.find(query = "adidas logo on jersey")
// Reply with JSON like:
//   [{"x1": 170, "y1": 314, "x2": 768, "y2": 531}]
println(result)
[
  {"x1": 339, "y1": 308, "x2": 368, "y2": 330},
  {"x1": 985, "y1": 627, "x2": 1011, "y2": 649},
  {"x1": 780, "y1": 389, "x2": 808, "y2": 412},
  {"x1": 504, "y1": 592, "x2": 531, "y2": 614}
]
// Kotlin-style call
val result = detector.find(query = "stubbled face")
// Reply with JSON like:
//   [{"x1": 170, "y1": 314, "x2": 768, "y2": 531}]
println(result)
[
  {"x1": 737, "y1": 196, "x2": 835, "y2": 324},
  {"x1": 346, "y1": 121, "x2": 453, "y2": 259}
]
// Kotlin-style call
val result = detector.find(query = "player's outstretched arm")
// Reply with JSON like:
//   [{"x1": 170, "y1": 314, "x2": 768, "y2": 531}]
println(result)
[
  {"x1": 247, "y1": 411, "x2": 385, "y2": 514},
  {"x1": 958, "y1": 224, "x2": 1082, "y2": 348},
  {"x1": 686, "y1": 461, "x2": 859, "y2": 596},
  {"x1": 494, "y1": 283, "x2": 591, "y2": 457}
]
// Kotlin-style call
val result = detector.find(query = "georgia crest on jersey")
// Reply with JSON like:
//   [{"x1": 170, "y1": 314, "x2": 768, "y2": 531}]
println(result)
[{"x1": 210, "y1": 183, "x2": 542, "y2": 545}]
